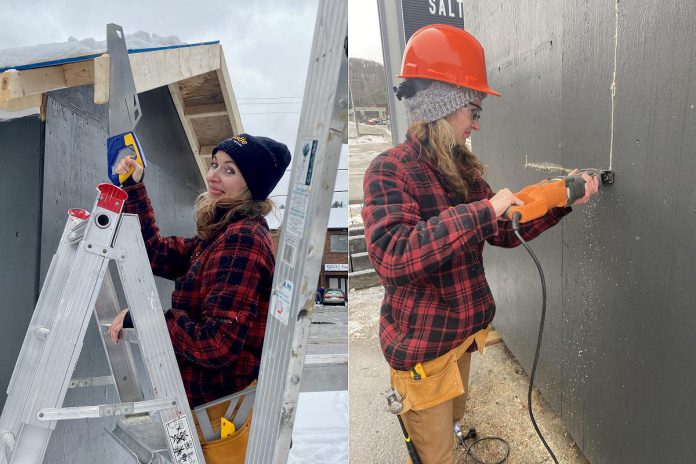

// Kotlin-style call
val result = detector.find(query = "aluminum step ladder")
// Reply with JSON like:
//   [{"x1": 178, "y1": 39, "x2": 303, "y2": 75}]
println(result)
[
  {"x1": 0, "y1": 183, "x2": 205, "y2": 464},
  {"x1": 245, "y1": 1, "x2": 348, "y2": 462}
]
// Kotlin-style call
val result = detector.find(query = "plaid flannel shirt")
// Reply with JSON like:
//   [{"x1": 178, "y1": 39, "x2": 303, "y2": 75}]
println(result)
[
  {"x1": 361, "y1": 132, "x2": 571, "y2": 370},
  {"x1": 124, "y1": 183, "x2": 274, "y2": 407}
]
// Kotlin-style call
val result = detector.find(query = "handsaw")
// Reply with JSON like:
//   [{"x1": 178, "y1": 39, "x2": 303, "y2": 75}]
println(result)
[{"x1": 106, "y1": 23, "x2": 146, "y2": 186}]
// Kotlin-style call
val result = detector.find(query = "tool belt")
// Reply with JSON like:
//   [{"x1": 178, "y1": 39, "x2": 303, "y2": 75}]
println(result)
[
  {"x1": 193, "y1": 383, "x2": 256, "y2": 464},
  {"x1": 390, "y1": 326, "x2": 491, "y2": 414}
]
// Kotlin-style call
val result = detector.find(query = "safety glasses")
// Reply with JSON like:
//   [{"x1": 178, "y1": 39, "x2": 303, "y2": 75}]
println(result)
[{"x1": 467, "y1": 103, "x2": 482, "y2": 121}]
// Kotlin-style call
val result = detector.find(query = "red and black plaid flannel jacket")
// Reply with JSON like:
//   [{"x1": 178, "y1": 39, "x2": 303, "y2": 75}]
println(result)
[
  {"x1": 124, "y1": 183, "x2": 274, "y2": 407},
  {"x1": 361, "y1": 132, "x2": 571, "y2": 370}
]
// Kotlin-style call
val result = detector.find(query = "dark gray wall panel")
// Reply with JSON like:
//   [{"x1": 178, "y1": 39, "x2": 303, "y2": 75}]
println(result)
[
  {"x1": 464, "y1": 0, "x2": 696, "y2": 462},
  {"x1": 40, "y1": 84, "x2": 205, "y2": 463},
  {"x1": 465, "y1": 0, "x2": 568, "y2": 418},
  {"x1": 0, "y1": 116, "x2": 42, "y2": 412}
]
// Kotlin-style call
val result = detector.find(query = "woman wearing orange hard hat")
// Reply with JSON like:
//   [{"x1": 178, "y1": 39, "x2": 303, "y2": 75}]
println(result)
[{"x1": 361, "y1": 24, "x2": 598, "y2": 463}]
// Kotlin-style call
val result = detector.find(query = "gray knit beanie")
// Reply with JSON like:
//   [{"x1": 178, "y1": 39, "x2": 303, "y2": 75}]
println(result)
[{"x1": 403, "y1": 80, "x2": 486, "y2": 124}]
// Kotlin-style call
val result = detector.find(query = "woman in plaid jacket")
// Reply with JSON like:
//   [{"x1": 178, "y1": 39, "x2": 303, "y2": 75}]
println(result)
[
  {"x1": 108, "y1": 134, "x2": 290, "y2": 462},
  {"x1": 361, "y1": 25, "x2": 598, "y2": 463}
]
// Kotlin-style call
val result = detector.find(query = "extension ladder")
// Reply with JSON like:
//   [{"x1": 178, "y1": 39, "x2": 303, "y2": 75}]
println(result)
[{"x1": 245, "y1": 1, "x2": 348, "y2": 462}]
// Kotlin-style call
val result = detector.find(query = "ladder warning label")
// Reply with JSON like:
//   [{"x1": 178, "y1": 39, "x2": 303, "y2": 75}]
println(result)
[
  {"x1": 282, "y1": 243, "x2": 295, "y2": 267},
  {"x1": 165, "y1": 415, "x2": 200, "y2": 464},
  {"x1": 286, "y1": 185, "x2": 309, "y2": 246},
  {"x1": 271, "y1": 280, "x2": 293, "y2": 325}
]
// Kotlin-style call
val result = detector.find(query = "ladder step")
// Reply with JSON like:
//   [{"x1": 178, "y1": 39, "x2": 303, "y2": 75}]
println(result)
[
  {"x1": 108, "y1": 415, "x2": 171, "y2": 464},
  {"x1": 68, "y1": 375, "x2": 115, "y2": 389}
]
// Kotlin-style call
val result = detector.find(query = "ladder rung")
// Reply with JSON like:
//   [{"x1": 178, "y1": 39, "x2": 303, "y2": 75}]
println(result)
[
  {"x1": 36, "y1": 398, "x2": 178, "y2": 421},
  {"x1": 108, "y1": 416, "x2": 170, "y2": 464},
  {"x1": 68, "y1": 376, "x2": 115, "y2": 389}
]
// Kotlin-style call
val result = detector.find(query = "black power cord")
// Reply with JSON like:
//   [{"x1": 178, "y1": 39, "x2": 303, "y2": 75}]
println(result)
[
  {"x1": 512, "y1": 212, "x2": 559, "y2": 464},
  {"x1": 455, "y1": 425, "x2": 510, "y2": 464}
]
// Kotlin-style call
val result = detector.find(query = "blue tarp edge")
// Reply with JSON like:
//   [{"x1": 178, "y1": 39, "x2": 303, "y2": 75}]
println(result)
[{"x1": 0, "y1": 41, "x2": 220, "y2": 73}]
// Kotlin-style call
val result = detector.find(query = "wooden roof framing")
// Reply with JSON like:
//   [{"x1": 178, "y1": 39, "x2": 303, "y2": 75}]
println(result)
[{"x1": 0, "y1": 43, "x2": 242, "y2": 183}]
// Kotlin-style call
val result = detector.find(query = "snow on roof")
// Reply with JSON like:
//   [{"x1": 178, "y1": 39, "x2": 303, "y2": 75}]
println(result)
[{"x1": 0, "y1": 31, "x2": 185, "y2": 71}]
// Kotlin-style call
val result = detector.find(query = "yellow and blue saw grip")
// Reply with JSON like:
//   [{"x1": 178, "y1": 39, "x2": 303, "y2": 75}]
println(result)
[{"x1": 107, "y1": 131, "x2": 147, "y2": 186}]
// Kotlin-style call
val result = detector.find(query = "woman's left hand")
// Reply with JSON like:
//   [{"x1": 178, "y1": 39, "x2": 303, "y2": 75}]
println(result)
[{"x1": 569, "y1": 169, "x2": 599, "y2": 205}]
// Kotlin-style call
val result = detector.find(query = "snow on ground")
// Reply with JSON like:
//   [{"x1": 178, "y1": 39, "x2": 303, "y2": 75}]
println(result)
[
  {"x1": 289, "y1": 391, "x2": 348, "y2": 463},
  {"x1": 355, "y1": 134, "x2": 388, "y2": 144},
  {"x1": 0, "y1": 31, "x2": 184, "y2": 70}
]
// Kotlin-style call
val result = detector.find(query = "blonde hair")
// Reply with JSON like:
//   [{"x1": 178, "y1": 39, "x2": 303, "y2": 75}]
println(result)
[
  {"x1": 194, "y1": 188, "x2": 275, "y2": 241},
  {"x1": 410, "y1": 118, "x2": 485, "y2": 197}
]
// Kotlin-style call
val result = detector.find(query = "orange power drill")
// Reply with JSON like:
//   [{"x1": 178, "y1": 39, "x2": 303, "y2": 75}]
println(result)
[{"x1": 504, "y1": 169, "x2": 613, "y2": 226}]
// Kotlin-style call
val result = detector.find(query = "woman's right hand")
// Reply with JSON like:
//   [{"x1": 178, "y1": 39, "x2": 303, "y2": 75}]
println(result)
[
  {"x1": 115, "y1": 156, "x2": 144, "y2": 184},
  {"x1": 108, "y1": 308, "x2": 130, "y2": 344},
  {"x1": 489, "y1": 188, "x2": 524, "y2": 219}
]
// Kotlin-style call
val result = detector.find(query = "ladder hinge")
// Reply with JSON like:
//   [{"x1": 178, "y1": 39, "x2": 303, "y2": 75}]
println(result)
[
  {"x1": 36, "y1": 398, "x2": 178, "y2": 421},
  {"x1": 83, "y1": 241, "x2": 126, "y2": 261}
]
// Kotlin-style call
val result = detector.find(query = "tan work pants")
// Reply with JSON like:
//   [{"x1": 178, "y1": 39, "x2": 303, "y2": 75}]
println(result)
[{"x1": 401, "y1": 352, "x2": 472, "y2": 464}]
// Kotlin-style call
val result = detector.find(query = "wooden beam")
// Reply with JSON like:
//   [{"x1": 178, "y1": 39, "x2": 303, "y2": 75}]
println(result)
[
  {"x1": 184, "y1": 102, "x2": 227, "y2": 119},
  {"x1": 199, "y1": 145, "x2": 215, "y2": 156},
  {"x1": 131, "y1": 44, "x2": 220, "y2": 95},
  {"x1": 191, "y1": 115, "x2": 233, "y2": 146},
  {"x1": 93, "y1": 54, "x2": 109, "y2": 104},
  {"x1": 0, "y1": 93, "x2": 42, "y2": 111},
  {"x1": 63, "y1": 61, "x2": 93, "y2": 88},
  {"x1": 216, "y1": 48, "x2": 244, "y2": 134},
  {"x1": 40, "y1": 93, "x2": 48, "y2": 121},
  {"x1": 168, "y1": 82, "x2": 208, "y2": 185},
  {"x1": 94, "y1": 45, "x2": 220, "y2": 105},
  {"x1": 0, "y1": 61, "x2": 94, "y2": 105},
  {"x1": 1, "y1": 69, "x2": 24, "y2": 103}
]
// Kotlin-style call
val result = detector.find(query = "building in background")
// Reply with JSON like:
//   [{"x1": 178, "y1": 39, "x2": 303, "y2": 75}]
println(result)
[
  {"x1": 353, "y1": 106, "x2": 389, "y2": 124},
  {"x1": 320, "y1": 224, "x2": 349, "y2": 297}
]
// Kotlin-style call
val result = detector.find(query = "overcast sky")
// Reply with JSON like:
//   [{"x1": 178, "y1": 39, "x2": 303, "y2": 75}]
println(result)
[
  {"x1": 0, "y1": 0, "x2": 318, "y2": 151},
  {"x1": 348, "y1": 0, "x2": 384, "y2": 63}
]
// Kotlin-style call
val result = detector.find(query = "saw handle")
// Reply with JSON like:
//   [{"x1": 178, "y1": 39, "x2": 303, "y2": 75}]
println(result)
[
  {"x1": 503, "y1": 191, "x2": 547, "y2": 224},
  {"x1": 503, "y1": 176, "x2": 587, "y2": 224},
  {"x1": 107, "y1": 131, "x2": 146, "y2": 186}
]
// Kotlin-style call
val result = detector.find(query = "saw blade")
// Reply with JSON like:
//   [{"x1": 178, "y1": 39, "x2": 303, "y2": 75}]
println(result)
[{"x1": 107, "y1": 23, "x2": 141, "y2": 136}]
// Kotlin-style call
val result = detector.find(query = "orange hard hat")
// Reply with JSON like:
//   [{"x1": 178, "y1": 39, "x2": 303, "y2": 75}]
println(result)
[{"x1": 399, "y1": 24, "x2": 501, "y2": 97}]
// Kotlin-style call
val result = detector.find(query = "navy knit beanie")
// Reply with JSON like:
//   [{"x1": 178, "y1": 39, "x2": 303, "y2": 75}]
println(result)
[{"x1": 212, "y1": 134, "x2": 291, "y2": 200}]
